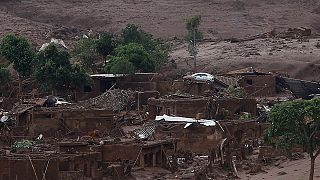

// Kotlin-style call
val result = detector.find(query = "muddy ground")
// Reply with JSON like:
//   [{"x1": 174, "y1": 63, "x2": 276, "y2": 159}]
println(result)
[
  {"x1": 1, "y1": 0, "x2": 320, "y2": 44},
  {"x1": 1, "y1": 0, "x2": 320, "y2": 81}
]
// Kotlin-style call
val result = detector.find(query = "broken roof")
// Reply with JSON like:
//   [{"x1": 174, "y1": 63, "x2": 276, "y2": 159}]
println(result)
[
  {"x1": 225, "y1": 67, "x2": 271, "y2": 76},
  {"x1": 90, "y1": 74, "x2": 125, "y2": 79},
  {"x1": 155, "y1": 115, "x2": 216, "y2": 128},
  {"x1": 280, "y1": 77, "x2": 320, "y2": 99}
]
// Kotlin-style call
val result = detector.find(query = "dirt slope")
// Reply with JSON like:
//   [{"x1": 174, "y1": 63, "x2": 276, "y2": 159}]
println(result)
[
  {"x1": 171, "y1": 37, "x2": 320, "y2": 81},
  {"x1": 1, "y1": 0, "x2": 320, "y2": 80},
  {"x1": 239, "y1": 155, "x2": 320, "y2": 180},
  {"x1": 1, "y1": 0, "x2": 320, "y2": 45}
]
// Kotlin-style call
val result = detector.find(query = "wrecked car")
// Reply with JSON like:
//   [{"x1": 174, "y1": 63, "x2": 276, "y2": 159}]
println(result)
[{"x1": 183, "y1": 73, "x2": 214, "y2": 83}]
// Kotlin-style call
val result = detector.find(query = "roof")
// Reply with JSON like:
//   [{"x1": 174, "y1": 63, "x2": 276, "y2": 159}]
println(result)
[
  {"x1": 155, "y1": 115, "x2": 216, "y2": 128},
  {"x1": 225, "y1": 67, "x2": 271, "y2": 76},
  {"x1": 90, "y1": 74, "x2": 125, "y2": 78},
  {"x1": 281, "y1": 77, "x2": 320, "y2": 99}
]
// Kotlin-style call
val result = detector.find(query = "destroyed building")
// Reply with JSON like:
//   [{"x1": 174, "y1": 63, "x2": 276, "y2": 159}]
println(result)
[
  {"x1": 148, "y1": 96, "x2": 257, "y2": 120},
  {"x1": 225, "y1": 67, "x2": 277, "y2": 97}
]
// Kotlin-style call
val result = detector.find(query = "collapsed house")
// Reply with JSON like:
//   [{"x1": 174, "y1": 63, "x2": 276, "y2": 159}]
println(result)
[
  {"x1": 148, "y1": 96, "x2": 257, "y2": 120},
  {"x1": 224, "y1": 67, "x2": 277, "y2": 97},
  {"x1": 0, "y1": 151, "x2": 101, "y2": 180},
  {"x1": 153, "y1": 115, "x2": 269, "y2": 168}
]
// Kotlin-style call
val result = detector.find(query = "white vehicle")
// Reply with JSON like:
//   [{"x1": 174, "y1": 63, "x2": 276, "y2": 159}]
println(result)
[{"x1": 183, "y1": 73, "x2": 215, "y2": 82}]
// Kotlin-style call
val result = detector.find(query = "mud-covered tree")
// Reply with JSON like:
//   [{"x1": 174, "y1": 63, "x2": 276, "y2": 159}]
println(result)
[
  {"x1": 121, "y1": 24, "x2": 169, "y2": 70},
  {"x1": 0, "y1": 34, "x2": 35, "y2": 96},
  {"x1": 105, "y1": 43, "x2": 155, "y2": 74},
  {"x1": 0, "y1": 65, "x2": 9, "y2": 84},
  {"x1": 265, "y1": 99, "x2": 320, "y2": 180},
  {"x1": 186, "y1": 15, "x2": 203, "y2": 72},
  {"x1": 96, "y1": 32, "x2": 117, "y2": 62},
  {"x1": 34, "y1": 44, "x2": 90, "y2": 94},
  {"x1": 72, "y1": 37, "x2": 99, "y2": 72}
]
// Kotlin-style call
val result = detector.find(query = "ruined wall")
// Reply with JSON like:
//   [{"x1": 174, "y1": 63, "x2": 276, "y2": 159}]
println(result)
[
  {"x1": 213, "y1": 98, "x2": 257, "y2": 119},
  {"x1": 148, "y1": 97, "x2": 257, "y2": 120},
  {"x1": 148, "y1": 98, "x2": 210, "y2": 118},
  {"x1": 171, "y1": 81, "x2": 216, "y2": 96},
  {"x1": 0, "y1": 157, "x2": 59, "y2": 180},
  {"x1": 0, "y1": 153, "x2": 101, "y2": 180},
  {"x1": 0, "y1": 98, "x2": 18, "y2": 110},
  {"x1": 28, "y1": 109, "x2": 115, "y2": 137},
  {"x1": 120, "y1": 82, "x2": 157, "y2": 91},
  {"x1": 157, "y1": 81, "x2": 173, "y2": 95},
  {"x1": 238, "y1": 75, "x2": 276, "y2": 97},
  {"x1": 102, "y1": 143, "x2": 140, "y2": 162},
  {"x1": 155, "y1": 123, "x2": 224, "y2": 154}
]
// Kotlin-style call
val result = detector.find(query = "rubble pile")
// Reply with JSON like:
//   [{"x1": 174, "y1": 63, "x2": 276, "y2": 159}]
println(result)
[{"x1": 79, "y1": 89, "x2": 133, "y2": 111}]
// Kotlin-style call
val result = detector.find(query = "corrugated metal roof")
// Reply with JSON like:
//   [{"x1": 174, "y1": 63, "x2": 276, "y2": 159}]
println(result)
[
  {"x1": 281, "y1": 77, "x2": 320, "y2": 99},
  {"x1": 90, "y1": 74, "x2": 125, "y2": 78}
]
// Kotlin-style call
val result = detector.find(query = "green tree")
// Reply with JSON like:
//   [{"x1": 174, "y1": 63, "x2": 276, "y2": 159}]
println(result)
[
  {"x1": 34, "y1": 44, "x2": 90, "y2": 94},
  {"x1": 72, "y1": 38, "x2": 99, "y2": 72},
  {"x1": 121, "y1": 24, "x2": 169, "y2": 70},
  {"x1": 96, "y1": 32, "x2": 117, "y2": 62},
  {"x1": 186, "y1": 16, "x2": 203, "y2": 72},
  {"x1": 105, "y1": 43, "x2": 155, "y2": 74},
  {"x1": 265, "y1": 99, "x2": 320, "y2": 180},
  {"x1": 109, "y1": 57, "x2": 135, "y2": 74},
  {"x1": 0, "y1": 34, "x2": 35, "y2": 96}
]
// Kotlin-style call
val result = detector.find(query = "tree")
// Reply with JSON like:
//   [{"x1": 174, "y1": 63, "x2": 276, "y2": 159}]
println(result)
[
  {"x1": 0, "y1": 65, "x2": 9, "y2": 84},
  {"x1": 186, "y1": 16, "x2": 203, "y2": 72},
  {"x1": 265, "y1": 99, "x2": 320, "y2": 180},
  {"x1": 121, "y1": 24, "x2": 169, "y2": 70},
  {"x1": 0, "y1": 34, "x2": 35, "y2": 96},
  {"x1": 34, "y1": 44, "x2": 90, "y2": 94},
  {"x1": 72, "y1": 37, "x2": 99, "y2": 72},
  {"x1": 108, "y1": 57, "x2": 135, "y2": 74},
  {"x1": 105, "y1": 43, "x2": 155, "y2": 74},
  {"x1": 96, "y1": 32, "x2": 117, "y2": 62}
]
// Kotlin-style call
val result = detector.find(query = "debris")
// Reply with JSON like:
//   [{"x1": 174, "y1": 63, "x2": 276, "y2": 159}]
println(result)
[{"x1": 79, "y1": 89, "x2": 133, "y2": 111}]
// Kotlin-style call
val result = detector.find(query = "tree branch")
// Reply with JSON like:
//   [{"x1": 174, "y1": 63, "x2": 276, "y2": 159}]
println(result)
[{"x1": 314, "y1": 148, "x2": 320, "y2": 158}]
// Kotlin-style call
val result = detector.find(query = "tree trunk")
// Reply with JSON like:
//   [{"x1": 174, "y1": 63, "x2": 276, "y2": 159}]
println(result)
[
  {"x1": 310, "y1": 156, "x2": 315, "y2": 180},
  {"x1": 193, "y1": 29, "x2": 197, "y2": 72},
  {"x1": 18, "y1": 75, "x2": 22, "y2": 99}
]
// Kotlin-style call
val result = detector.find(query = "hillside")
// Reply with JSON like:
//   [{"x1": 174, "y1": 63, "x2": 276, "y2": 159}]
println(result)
[
  {"x1": 1, "y1": 0, "x2": 320, "y2": 44},
  {"x1": 1, "y1": 0, "x2": 320, "y2": 80}
]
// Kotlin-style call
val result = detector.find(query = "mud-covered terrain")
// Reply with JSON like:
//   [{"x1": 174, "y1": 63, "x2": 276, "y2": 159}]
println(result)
[
  {"x1": 1, "y1": 0, "x2": 320, "y2": 79},
  {"x1": 1, "y1": 0, "x2": 320, "y2": 44}
]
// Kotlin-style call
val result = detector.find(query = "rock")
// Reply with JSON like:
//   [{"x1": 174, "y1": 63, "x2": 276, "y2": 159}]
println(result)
[
  {"x1": 277, "y1": 171, "x2": 287, "y2": 175},
  {"x1": 181, "y1": 173, "x2": 194, "y2": 179}
]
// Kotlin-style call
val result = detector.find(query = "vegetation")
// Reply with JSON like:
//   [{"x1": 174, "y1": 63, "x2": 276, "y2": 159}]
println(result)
[
  {"x1": 0, "y1": 34, "x2": 35, "y2": 96},
  {"x1": 12, "y1": 139, "x2": 35, "y2": 151},
  {"x1": 0, "y1": 24, "x2": 169, "y2": 96},
  {"x1": 265, "y1": 99, "x2": 320, "y2": 180},
  {"x1": 105, "y1": 43, "x2": 154, "y2": 74},
  {"x1": 0, "y1": 34, "x2": 35, "y2": 77},
  {"x1": 239, "y1": 112, "x2": 252, "y2": 120},
  {"x1": 96, "y1": 32, "x2": 117, "y2": 62},
  {"x1": 103, "y1": 24, "x2": 169, "y2": 73},
  {"x1": 72, "y1": 37, "x2": 99, "y2": 72},
  {"x1": 186, "y1": 15, "x2": 203, "y2": 72},
  {"x1": 34, "y1": 44, "x2": 90, "y2": 93},
  {"x1": 0, "y1": 65, "x2": 9, "y2": 84},
  {"x1": 225, "y1": 86, "x2": 246, "y2": 98}
]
